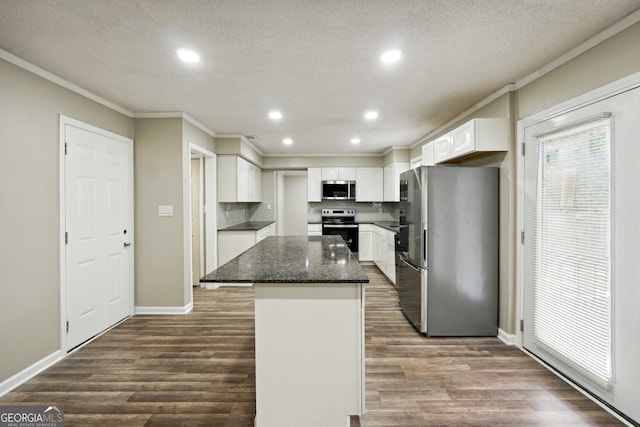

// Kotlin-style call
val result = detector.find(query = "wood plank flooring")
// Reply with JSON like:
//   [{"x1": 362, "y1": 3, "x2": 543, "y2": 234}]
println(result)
[{"x1": 0, "y1": 266, "x2": 623, "y2": 426}]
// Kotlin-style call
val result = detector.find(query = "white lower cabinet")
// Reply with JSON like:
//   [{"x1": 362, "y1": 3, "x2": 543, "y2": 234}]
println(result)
[
  {"x1": 307, "y1": 223, "x2": 322, "y2": 236},
  {"x1": 218, "y1": 224, "x2": 275, "y2": 266},
  {"x1": 358, "y1": 224, "x2": 373, "y2": 261},
  {"x1": 373, "y1": 225, "x2": 396, "y2": 284}
]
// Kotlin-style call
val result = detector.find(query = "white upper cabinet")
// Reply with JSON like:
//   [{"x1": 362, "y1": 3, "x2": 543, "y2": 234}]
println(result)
[
  {"x1": 356, "y1": 167, "x2": 383, "y2": 202},
  {"x1": 433, "y1": 118, "x2": 508, "y2": 163},
  {"x1": 383, "y1": 162, "x2": 410, "y2": 202},
  {"x1": 322, "y1": 167, "x2": 356, "y2": 181},
  {"x1": 433, "y1": 134, "x2": 453, "y2": 163},
  {"x1": 422, "y1": 142, "x2": 435, "y2": 166},
  {"x1": 307, "y1": 167, "x2": 322, "y2": 202},
  {"x1": 217, "y1": 155, "x2": 262, "y2": 202}
]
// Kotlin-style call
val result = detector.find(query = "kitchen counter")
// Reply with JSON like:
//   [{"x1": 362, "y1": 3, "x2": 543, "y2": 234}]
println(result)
[
  {"x1": 202, "y1": 235, "x2": 366, "y2": 426},
  {"x1": 370, "y1": 221, "x2": 399, "y2": 232},
  {"x1": 218, "y1": 220, "x2": 275, "y2": 231},
  {"x1": 201, "y1": 235, "x2": 368, "y2": 284}
]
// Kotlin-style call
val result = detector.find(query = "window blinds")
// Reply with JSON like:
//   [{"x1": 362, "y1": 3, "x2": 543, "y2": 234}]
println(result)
[{"x1": 533, "y1": 116, "x2": 612, "y2": 388}]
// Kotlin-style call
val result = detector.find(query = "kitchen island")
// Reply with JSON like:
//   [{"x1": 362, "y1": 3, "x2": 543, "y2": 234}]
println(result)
[{"x1": 201, "y1": 236, "x2": 368, "y2": 427}]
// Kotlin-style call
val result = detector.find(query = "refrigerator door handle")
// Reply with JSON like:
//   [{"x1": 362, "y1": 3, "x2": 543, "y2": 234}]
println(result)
[
  {"x1": 399, "y1": 255, "x2": 422, "y2": 272},
  {"x1": 423, "y1": 229, "x2": 427, "y2": 263}
]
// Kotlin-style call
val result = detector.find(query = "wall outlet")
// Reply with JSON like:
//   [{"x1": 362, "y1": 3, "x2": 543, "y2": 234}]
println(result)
[
  {"x1": 379, "y1": 207, "x2": 383, "y2": 214},
  {"x1": 267, "y1": 203, "x2": 272, "y2": 210},
  {"x1": 310, "y1": 207, "x2": 315, "y2": 214},
  {"x1": 225, "y1": 211, "x2": 229, "y2": 218}
]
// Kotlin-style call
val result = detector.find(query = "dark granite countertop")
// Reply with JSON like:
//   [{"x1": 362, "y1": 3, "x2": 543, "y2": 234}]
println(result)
[
  {"x1": 361, "y1": 221, "x2": 399, "y2": 232},
  {"x1": 218, "y1": 221, "x2": 275, "y2": 231},
  {"x1": 201, "y1": 236, "x2": 369, "y2": 284}
]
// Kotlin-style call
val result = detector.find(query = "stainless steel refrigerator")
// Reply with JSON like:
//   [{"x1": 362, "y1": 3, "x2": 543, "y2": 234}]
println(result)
[{"x1": 395, "y1": 166, "x2": 499, "y2": 336}]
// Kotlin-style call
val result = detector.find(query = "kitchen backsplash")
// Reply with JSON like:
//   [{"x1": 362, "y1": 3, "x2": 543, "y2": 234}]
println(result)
[
  {"x1": 218, "y1": 200, "x2": 397, "y2": 228},
  {"x1": 217, "y1": 201, "x2": 275, "y2": 228},
  {"x1": 308, "y1": 201, "x2": 398, "y2": 224}
]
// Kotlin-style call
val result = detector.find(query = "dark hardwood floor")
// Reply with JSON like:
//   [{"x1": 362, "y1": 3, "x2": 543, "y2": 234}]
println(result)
[{"x1": 0, "y1": 266, "x2": 623, "y2": 426}]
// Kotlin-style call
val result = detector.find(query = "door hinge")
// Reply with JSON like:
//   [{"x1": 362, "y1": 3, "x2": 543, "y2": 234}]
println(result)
[
  {"x1": 64, "y1": 143, "x2": 68, "y2": 155},
  {"x1": 521, "y1": 142, "x2": 525, "y2": 156},
  {"x1": 66, "y1": 321, "x2": 69, "y2": 333},
  {"x1": 65, "y1": 232, "x2": 68, "y2": 244},
  {"x1": 521, "y1": 230, "x2": 525, "y2": 244},
  {"x1": 520, "y1": 319, "x2": 524, "y2": 332}
]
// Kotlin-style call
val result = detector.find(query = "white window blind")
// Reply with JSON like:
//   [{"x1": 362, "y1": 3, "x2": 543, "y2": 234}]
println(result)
[{"x1": 533, "y1": 116, "x2": 612, "y2": 388}]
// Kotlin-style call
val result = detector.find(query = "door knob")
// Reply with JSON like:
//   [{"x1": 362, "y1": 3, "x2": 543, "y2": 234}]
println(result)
[{"x1": 123, "y1": 241, "x2": 132, "y2": 248}]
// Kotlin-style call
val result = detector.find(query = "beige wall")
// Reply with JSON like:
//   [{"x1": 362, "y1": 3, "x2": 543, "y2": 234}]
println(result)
[
  {"x1": 516, "y1": 21, "x2": 640, "y2": 120},
  {"x1": 133, "y1": 118, "x2": 187, "y2": 307},
  {"x1": 0, "y1": 59, "x2": 133, "y2": 381},
  {"x1": 182, "y1": 121, "x2": 216, "y2": 304}
]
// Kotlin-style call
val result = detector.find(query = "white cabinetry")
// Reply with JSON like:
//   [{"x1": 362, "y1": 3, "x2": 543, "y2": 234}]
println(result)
[
  {"x1": 307, "y1": 168, "x2": 322, "y2": 202},
  {"x1": 218, "y1": 224, "x2": 275, "y2": 266},
  {"x1": 432, "y1": 118, "x2": 508, "y2": 163},
  {"x1": 373, "y1": 225, "x2": 396, "y2": 284},
  {"x1": 256, "y1": 223, "x2": 276, "y2": 242},
  {"x1": 383, "y1": 162, "x2": 410, "y2": 202},
  {"x1": 356, "y1": 167, "x2": 383, "y2": 202},
  {"x1": 218, "y1": 155, "x2": 262, "y2": 202},
  {"x1": 358, "y1": 224, "x2": 373, "y2": 262},
  {"x1": 217, "y1": 230, "x2": 257, "y2": 266},
  {"x1": 422, "y1": 141, "x2": 435, "y2": 166},
  {"x1": 307, "y1": 223, "x2": 322, "y2": 236},
  {"x1": 322, "y1": 167, "x2": 356, "y2": 181}
]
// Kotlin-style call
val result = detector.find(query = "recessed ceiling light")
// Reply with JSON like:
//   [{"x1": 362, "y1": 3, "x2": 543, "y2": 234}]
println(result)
[
  {"x1": 269, "y1": 111, "x2": 283, "y2": 120},
  {"x1": 282, "y1": 138, "x2": 293, "y2": 145},
  {"x1": 380, "y1": 49, "x2": 402, "y2": 64},
  {"x1": 351, "y1": 138, "x2": 361, "y2": 144},
  {"x1": 176, "y1": 48, "x2": 200, "y2": 63},
  {"x1": 364, "y1": 110, "x2": 379, "y2": 120}
]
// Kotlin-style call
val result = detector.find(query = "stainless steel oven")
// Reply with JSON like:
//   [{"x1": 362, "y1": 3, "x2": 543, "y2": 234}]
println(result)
[{"x1": 321, "y1": 208, "x2": 358, "y2": 253}]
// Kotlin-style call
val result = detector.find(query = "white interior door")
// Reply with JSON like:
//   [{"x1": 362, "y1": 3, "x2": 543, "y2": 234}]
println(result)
[
  {"x1": 522, "y1": 87, "x2": 640, "y2": 423},
  {"x1": 65, "y1": 122, "x2": 133, "y2": 350}
]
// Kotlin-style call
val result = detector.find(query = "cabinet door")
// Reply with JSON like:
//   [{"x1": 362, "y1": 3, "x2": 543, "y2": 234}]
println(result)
[
  {"x1": 433, "y1": 134, "x2": 452, "y2": 163},
  {"x1": 451, "y1": 120, "x2": 476, "y2": 158},
  {"x1": 237, "y1": 157, "x2": 250, "y2": 202},
  {"x1": 358, "y1": 230, "x2": 373, "y2": 261},
  {"x1": 307, "y1": 223, "x2": 322, "y2": 236},
  {"x1": 383, "y1": 164, "x2": 394, "y2": 202},
  {"x1": 338, "y1": 167, "x2": 356, "y2": 180},
  {"x1": 253, "y1": 163, "x2": 263, "y2": 202},
  {"x1": 307, "y1": 168, "x2": 322, "y2": 202},
  {"x1": 384, "y1": 162, "x2": 410, "y2": 202},
  {"x1": 422, "y1": 142, "x2": 435, "y2": 166},
  {"x1": 356, "y1": 167, "x2": 383, "y2": 202},
  {"x1": 322, "y1": 167, "x2": 339, "y2": 181}
]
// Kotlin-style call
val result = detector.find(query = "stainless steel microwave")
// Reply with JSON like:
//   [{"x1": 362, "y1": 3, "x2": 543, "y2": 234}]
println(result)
[{"x1": 322, "y1": 180, "x2": 356, "y2": 200}]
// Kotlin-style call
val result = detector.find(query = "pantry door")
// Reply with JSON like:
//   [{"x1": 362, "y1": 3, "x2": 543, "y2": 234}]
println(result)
[
  {"x1": 522, "y1": 87, "x2": 640, "y2": 422},
  {"x1": 63, "y1": 119, "x2": 133, "y2": 350}
]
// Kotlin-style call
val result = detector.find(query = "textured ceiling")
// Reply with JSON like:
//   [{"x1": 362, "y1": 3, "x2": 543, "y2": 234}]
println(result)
[{"x1": 1, "y1": 0, "x2": 639, "y2": 156}]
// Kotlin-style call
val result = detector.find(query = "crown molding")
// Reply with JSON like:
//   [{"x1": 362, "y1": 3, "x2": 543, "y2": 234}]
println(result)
[
  {"x1": 1, "y1": 49, "x2": 134, "y2": 117},
  {"x1": 133, "y1": 112, "x2": 216, "y2": 137},
  {"x1": 409, "y1": 8, "x2": 640, "y2": 150}
]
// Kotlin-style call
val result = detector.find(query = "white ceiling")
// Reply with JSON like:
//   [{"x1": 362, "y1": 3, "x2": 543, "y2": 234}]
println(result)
[{"x1": 2, "y1": 0, "x2": 639, "y2": 156}]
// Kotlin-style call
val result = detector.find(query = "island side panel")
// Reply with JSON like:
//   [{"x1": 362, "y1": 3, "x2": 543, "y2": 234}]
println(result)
[{"x1": 254, "y1": 282, "x2": 364, "y2": 427}]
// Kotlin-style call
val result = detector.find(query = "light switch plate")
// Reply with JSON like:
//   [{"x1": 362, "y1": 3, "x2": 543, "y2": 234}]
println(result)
[{"x1": 158, "y1": 205, "x2": 174, "y2": 217}]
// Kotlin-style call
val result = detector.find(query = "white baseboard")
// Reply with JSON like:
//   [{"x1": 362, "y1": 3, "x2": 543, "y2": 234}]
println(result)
[
  {"x1": 134, "y1": 302, "x2": 193, "y2": 315},
  {"x1": 0, "y1": 350, "x2": 63, "y2": 397},
  {"x1": 498, "y1": 328, "x2": 516, "y2": 345}
]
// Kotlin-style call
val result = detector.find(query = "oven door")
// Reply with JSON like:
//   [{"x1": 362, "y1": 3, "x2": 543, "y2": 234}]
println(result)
[{"x1": 322, "y1": 224, "x2": 359, "y2": 253}]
